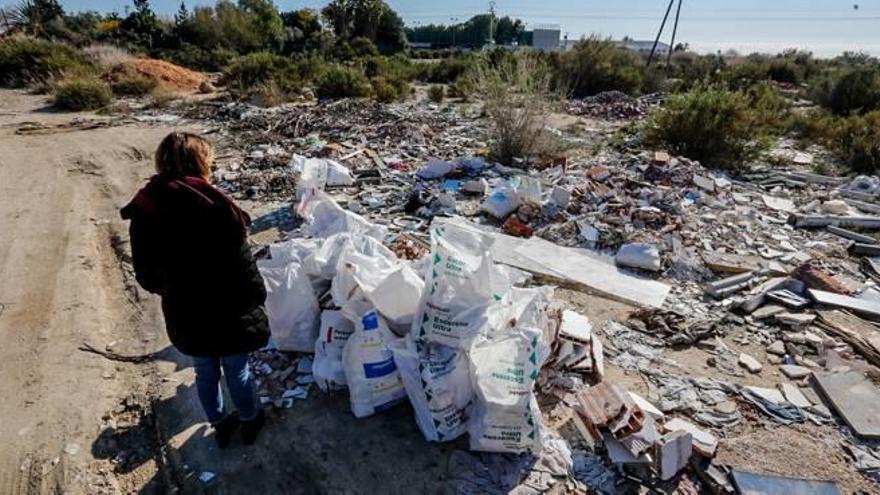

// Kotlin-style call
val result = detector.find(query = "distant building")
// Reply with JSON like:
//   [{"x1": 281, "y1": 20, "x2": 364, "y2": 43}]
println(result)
[
  {"x1": 531, "y1": 24, "x2": 561, "y2": 51},
  {"x1": 618, "y1": 40, "x2": 671, "y2": 57}
]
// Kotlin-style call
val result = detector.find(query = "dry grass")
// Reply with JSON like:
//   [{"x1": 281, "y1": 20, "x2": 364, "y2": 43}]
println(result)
[
  {"x1": 81, "y1": 44, "x2": 133, "y2": 69},
  {"x1": 469, "y1": 54, "x2": 563, "y2": 166}
]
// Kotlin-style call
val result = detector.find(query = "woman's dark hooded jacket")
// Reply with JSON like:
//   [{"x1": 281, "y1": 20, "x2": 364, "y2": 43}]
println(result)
[{"x1": 120, "y1": 174, "x2": 269, "y2": 357}]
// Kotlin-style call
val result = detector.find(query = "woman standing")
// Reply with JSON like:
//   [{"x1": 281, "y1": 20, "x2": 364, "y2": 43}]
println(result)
[{"x1": 121, "y1": 132, "x2": 268, "y2": 447}]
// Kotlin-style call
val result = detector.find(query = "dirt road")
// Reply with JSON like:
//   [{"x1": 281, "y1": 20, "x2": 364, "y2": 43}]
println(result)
[{"x1": 0, "y1": 90, "x2": 178, "y2": 494}]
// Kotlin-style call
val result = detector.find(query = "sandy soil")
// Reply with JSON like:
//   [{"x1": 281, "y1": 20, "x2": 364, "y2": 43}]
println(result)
[{"x1": 0, "y1": 90, "x2": 176, "y2": 493}]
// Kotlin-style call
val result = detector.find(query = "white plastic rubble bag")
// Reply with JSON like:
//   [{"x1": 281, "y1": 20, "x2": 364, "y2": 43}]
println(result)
[
  {"x1": 329, "y1": 235, "x2": 397, "y2": 308},
  {"x1": 481, "y1": 180, "x2": 520, "y2": 219},
  {"x1": 293, "y1": 154, "x2": 355, "y2": 194},
  {"x1": 416, "y1": 158, "x2": 456, "y2": 179},
  {"x1": 390, "y1": 338, "x2": 473, "y2": 442},
  {"x1": 297, "y1": 188, "x2": 386, "y2": 240},
  {"x1": 257, "y1": 257, "x2": 320, "y2": 353},
  {"x1": 468, "y1": 291, "x2": 551, "y2": 454},
  {"x1": 313, "y1": 310, "x2": 356, "y2": 391},
  {"x1": 342, "y1": 309, "x2": 407, "y2": 418},
  {"x1": 615, "y1": 243, "x2": 661, "y2": 272},
  {"x1": 411, "y1": 223, "x2": 495, "y2": 349},
  {"x1": 338, "y1": 246, "x2": 425, "y2": 330}
]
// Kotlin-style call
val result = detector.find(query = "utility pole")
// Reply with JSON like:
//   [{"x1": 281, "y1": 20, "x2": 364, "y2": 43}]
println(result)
[
  {"x1": 666, "y1": 0, "x2": 683, "y2": 65},
  {"x1": 450, "y1": 17, "x2": 459, "y2": 47},
  {"x1": 488, "y1": 1, "x2": 496, "y2": 45},
  {"x1": 647, "y1": 0, "x2": 675, "y2": 66}
]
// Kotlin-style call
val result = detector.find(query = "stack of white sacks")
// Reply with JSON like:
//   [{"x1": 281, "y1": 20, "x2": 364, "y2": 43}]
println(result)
[{"x1": 258, "y1": 186, "x2": 558, "y2": 454}]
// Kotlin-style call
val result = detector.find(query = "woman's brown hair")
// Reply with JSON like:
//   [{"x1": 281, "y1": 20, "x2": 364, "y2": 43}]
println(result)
[{"x1": 155, "y1": 132, "x2": 214, "y2": 179}]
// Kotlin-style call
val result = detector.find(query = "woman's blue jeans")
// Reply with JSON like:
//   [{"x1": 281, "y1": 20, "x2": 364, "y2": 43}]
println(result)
[{"x1": 192, "y1": 354, "x2": 258, "y2": 423}]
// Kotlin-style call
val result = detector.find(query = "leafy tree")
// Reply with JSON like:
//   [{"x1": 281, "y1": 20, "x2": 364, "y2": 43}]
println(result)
[
  {"x1": 239, "y1": 0, "x2": 284, "y2": 52},
  {"x1": 320, "y1": 0, "x2": 406, "y2": 53}
]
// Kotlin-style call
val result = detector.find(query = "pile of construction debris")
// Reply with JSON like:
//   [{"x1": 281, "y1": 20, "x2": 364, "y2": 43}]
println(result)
[
  {"x1": 159, "y1": 96, "x2": 880, "y2": 493},
  {"x1": 567, "y1": 91, "x2": 662, "y2": 120}
]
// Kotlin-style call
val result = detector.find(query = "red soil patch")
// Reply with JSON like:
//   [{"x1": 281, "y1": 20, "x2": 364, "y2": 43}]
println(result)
[{"x1": 124, "y1": 58, "x2": 207, "y2": 92}]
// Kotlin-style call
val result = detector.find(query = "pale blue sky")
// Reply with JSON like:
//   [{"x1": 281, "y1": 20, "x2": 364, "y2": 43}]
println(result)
[{"x1": 11, "y1": 0, "x2": 880, "y2": 56}]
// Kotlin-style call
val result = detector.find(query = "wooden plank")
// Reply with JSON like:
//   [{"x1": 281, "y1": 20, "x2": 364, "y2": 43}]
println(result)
[
  {"x1": 815, "y1": 310, "x2": 880, "y2": 368},
  {"x1": 812, "y1": 371, "x2": 880, "y2": 440}
]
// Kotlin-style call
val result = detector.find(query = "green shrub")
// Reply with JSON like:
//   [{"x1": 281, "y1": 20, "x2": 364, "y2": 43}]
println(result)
[
  {"x1": 812, "y1": 68, "x2": 880, "y2": 116},
  {"x1": 0, "y1": 37, "x2": 94, "y2": 88},
  {"x1": 350, "y1": 37, "x2": 380, "y2": 57},
  {"x1": 163, "y1": 44, "x2": 236, "y2": 72},
  {"x1": 645, "y1": 85, "x2": 759, "y2": 167},
  {"x1": 53, "y1": 79, "x2": 113, "y2": 110},
  {"x1": 767, "y1": 59, "x2": 803, "y2": 84},
  {"x1": 418, "y1": 56, "x2": 476, "y2": 84},
  {"x1": 838, "y1": 111, "x2": 880, "y2": 173},
  {"x1": 108, "y1": 70, "x2": 158, "y2": 96},
  {"x1": 316, "y1": 64, "x2": 371, "y2": 99},
  {"x1": 222, "y1": 52, "x2": 301, "y2": 95},
  {"x1": 428, "y1": 84, "x2": 445, "y2": 103},
  {"x1": 556, "y1": 37, "x2": 644, "y2": 97},
  {"x1": 371, "y1": 77, "x2": 398, "y2": 102},
  {"x1": 744, "y1": 82, "x2": 793, "y2": 133}
]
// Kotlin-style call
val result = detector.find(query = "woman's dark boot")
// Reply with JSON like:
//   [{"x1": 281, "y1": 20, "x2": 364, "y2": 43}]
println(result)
[
  {"x1": 212, "y1": 412, "x2": 239, "y2": 448},
  {"x1": 241, "y1": 409, "x2": 265, "y2": 445}
]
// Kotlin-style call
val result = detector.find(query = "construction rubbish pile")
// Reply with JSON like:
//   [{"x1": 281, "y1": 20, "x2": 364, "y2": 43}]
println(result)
[
  {"x1": 566, "y1": 91, "x2": 663, "y2": 120},
  {"x1": 169, "y1": 98, "x2": 880, "y2": 491}
]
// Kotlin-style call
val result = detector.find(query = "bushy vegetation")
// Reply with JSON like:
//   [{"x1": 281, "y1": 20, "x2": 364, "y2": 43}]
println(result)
[
  {"x1": 107, "y1": 67, "x2": 158, "y2": 96},
  {"x1": 222, "y1": 52, "x2": 300, "y2": 95},
  {"x1": 428, "y1": 84, "x2": 445, "y2": 103},
  {"x1": 645, "y1": 85, "x2": 762, "y2": 166},
  {"x1": 469, "y1": 55, "x2": 563, "y2": 165},
  {"x1": 316, "y1": 64, "x2": 372, "y2": 98},
  {"x1": 811, "y1": 67, "x2": 880, "y2": 116},
  {"x1": 838, "y1": 110, "x2": 880, "y2": 173},
  {"x1": 52, "y1": 78, "x2": 112, "y2": 110},
  {"x1": 0, "y1": 36, "x2": 93, "y2": 87},
  {"x1": 556, "y1": 37, "x2": 645, "y2": 97}
]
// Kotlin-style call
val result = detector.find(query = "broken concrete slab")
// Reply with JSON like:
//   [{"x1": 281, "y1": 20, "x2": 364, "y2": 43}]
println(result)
[
  {"x1": 702, "y1": 252, "x2": 764, "y2": 274},
  {"x1": 738, "y1": 353, "x2": 763, "y2": 373},
  {"x1": 752, "y1": 304, "x2": 786, "y2": 320},
  {"x1": 774, "y1": 312, "x2": 816, "y2": 327},
  {"x1": 762, "y1": 195, "x2": 796, "y2": 213},
  {"x1": 778, "y1": 383, "x2": 812, "y2": 409},
  {"x1": 662, "y1": 418, "x2": 717, "y2": 457},
  {"x1": 766, "y1": 340, "x2": 786, "y2": 356},
  {"x1": 743, "y1": 386, "x2": 785, "y2": 404},
  {"x1": 656, "y1": 430, "x2": 693, "y2": 481},
  {"x1": 812, "y1": 370, "x2": 880, "y2": 439},
  {"x1": 731, "y1": 470, "x2": 841, "y2": 495},
  {"x1": 808, "y1": 288, "x2": 880, "y2": 320},
  {"x1": 779, "y1": 364, "x2": 812, "y2": 380}
]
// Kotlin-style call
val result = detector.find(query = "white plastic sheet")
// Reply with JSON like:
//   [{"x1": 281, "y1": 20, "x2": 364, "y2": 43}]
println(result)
[
  {"x1": 297, "y1": 188, "x2": 386, "y2": 240},
  {"x1": 481, "y1": 180, "x2": 521, "y2": 219}
]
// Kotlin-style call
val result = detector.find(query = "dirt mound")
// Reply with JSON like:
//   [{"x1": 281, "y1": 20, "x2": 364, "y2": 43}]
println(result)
[{"x1": 125, "y1": 58, "x2": 207, "y2": 92}]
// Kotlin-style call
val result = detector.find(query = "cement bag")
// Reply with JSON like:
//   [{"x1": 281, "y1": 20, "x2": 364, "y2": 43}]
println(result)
[
  {"x1": 314, "y1": 310, "x2": 355, "y2": 391},
  {"x1": 411, "y1": 222, "x2": 495, "y2": 349},
  {"x1": 390, "y1": 338, "x2": 473, "y2": 442},
  {"x1": 342, "y1": 309, "x2": 407, "y2": 418},
  {"x1": 468, "y1": 301, "x2": 550, "y2": 453},
  {"x1": 297, "y1": 188, "x2": 386, "y2": 240},
  {"x1": 339, "y1": 247, "x2": 425, "y2": 329},
  {"x1": 481, "y1": 180, "x2": 520, "y2": 219},
  {"x1": 258, "y1": 258, "x2": 320, "y2": 353},
  {"x1": 329, "y1": 235, "x2": 397, "y2": 308}
]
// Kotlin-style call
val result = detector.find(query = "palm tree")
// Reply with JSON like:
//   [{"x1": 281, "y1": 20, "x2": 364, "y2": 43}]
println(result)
[{"x1": 0, "y1": 0, "x2": 64, "y2": 37}]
